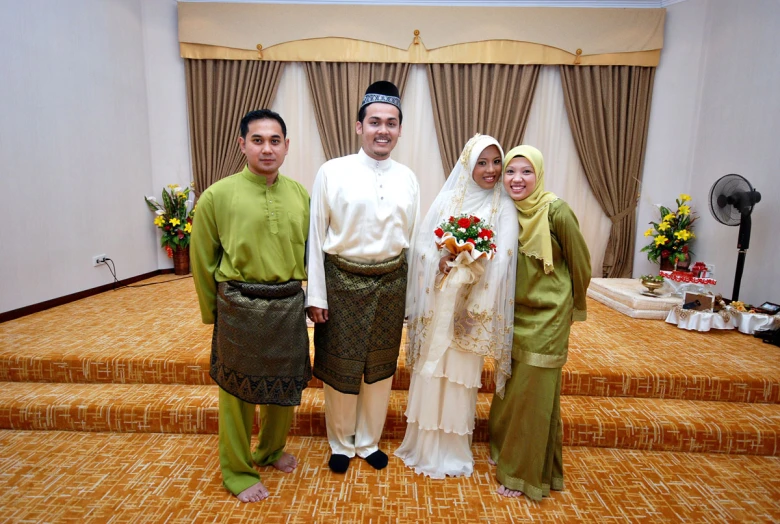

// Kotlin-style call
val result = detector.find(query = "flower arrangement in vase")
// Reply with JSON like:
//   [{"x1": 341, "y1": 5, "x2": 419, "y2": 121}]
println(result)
[
  {"x1": 144, "y1": 183, "x2": 196, "y2": 273},
  {"x1": 641, "y1": 193, "x2": 697, "y2": 271}
]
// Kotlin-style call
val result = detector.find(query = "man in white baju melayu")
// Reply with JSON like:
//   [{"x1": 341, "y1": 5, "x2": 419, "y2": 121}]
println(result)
[
  {"x1": 396, "y1": 134, "x2": 518, "y2": 478},
  {"x1": 306, "y1": 81, "x2": 420, "y2": 474}
]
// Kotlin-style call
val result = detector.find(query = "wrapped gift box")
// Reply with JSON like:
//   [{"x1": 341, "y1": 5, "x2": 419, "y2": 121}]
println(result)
[{"x1": 683, "y1": 292, "x2": 714, "y2": 312}]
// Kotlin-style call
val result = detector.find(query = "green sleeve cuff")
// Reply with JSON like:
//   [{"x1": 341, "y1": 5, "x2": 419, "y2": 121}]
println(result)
[{"x1": 572, "y1": 308, "x2": 587, "y2": 322}]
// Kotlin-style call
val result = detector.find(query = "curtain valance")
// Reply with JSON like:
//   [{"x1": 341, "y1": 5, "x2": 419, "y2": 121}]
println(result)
[{"x1": 179, "y1": 3, "x2": 665, "y2": 66}]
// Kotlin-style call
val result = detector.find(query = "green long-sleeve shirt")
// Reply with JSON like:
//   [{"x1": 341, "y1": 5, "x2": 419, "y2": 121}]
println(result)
[
  {"x1": 512, "y1": 199, "x2": 591, "y2": 368},
  {"x1": 190, "y1": 167, "x2": 310, "y2": 324}
]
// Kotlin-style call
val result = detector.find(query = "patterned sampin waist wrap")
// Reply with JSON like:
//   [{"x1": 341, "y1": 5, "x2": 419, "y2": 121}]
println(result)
[
  {"x1": 210, "y1": 280, "x2": 311, "y2": 406},
  {"x1": 313, "y1": 252, "x2": 408, "y2": 395}
]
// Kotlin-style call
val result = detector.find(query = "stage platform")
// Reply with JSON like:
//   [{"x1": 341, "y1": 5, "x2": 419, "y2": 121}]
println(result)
[
  {"x1": 587, "y1": 277, "x2": 682, "y2": 319},
  {"x1": 0, "y1": 274, "x2": 779, "y2": 522}
]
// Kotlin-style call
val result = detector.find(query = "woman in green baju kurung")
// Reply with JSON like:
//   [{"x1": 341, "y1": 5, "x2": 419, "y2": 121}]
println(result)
[{"x1": 489, "y1": 145, "x2": 591, "y2": 500}]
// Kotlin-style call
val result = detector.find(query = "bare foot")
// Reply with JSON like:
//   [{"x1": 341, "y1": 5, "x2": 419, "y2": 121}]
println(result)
[
  {"x1": 272, "y1": 452, "x2": 298, "y2": 473},
  {"x1": 488, "y1": 457, "x2": 496, "y2": 466},
  {"x1": 497, "y1": 484, "x2": 523, "y2": 498},
  {"x1": 237, "y1": 481, "x2": 269, "y2": 503}
]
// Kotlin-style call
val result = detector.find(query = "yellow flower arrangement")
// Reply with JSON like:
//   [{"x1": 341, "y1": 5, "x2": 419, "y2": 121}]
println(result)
[
  {"x1": 144, "y1": 183, "x2": 197, "y2": 258},
  {"x1": 641, "y1": 193, "x2": 697, "y2": 266},
  {"x1": 730, "y1": 301, "x2": 747, "y2": 312}
]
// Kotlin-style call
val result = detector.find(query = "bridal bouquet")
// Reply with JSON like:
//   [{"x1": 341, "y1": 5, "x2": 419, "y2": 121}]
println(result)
[
  {"x1": 434, "y1": 214, "x2": 496, "y2": 259},
  {"x1": 433, "y1": 214, "x2": 496, "y2": 289},
  {"x1": 418, "y1": 214, "x2": 497, "y2": 379}
]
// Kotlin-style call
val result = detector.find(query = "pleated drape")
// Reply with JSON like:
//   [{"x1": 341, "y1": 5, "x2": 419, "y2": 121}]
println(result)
[
  {"x1": 184, "y1": 59, "x2": 286, "y2": 193},
  {"x1": 303, "y1": 62, "x2": 410, "y2": 160},
  {"x1": 560, "y1": 65, "x2": 655, "y2": 277},
  {"x1": 426, "y1": 64, "x2": 540, "y2": 174}
]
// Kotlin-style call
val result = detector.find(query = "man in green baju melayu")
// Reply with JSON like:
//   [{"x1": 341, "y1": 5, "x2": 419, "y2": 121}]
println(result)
[{"x1": 191, "y1": 109, "x2": 311, "y2": 503}]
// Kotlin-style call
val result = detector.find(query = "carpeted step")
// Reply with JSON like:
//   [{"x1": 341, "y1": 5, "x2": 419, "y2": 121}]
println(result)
[
  {"x1": 3, "y1": 341, "x2": 780, "y2": 405},
  {"x1": 386, "y1": 392, "x2": 780, "y2": 455},
  {"x1": 2, "y1": 283, "x2": 779, "y2": 402},
  {"x1": 1, "y1": 382, "x2": 778, "y2": 456},
  {"x1": 2, "y1": 431, "x2": 778, "y2": 522},
  {"x1": 3, "y1": 346, "x2": 779, "y2": 403}
]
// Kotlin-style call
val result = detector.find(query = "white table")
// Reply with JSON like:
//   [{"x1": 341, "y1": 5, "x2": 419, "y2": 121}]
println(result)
[
  {"x1": 665, "y1": 307, "x2": 735, "y2": 332},
  {"x1": 730, "y1": 311, "x2": 780, "y2": 335}
]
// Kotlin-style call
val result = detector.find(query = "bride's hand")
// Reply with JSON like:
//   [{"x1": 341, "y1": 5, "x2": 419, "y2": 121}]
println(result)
[{"x1": 439, "y1": 253, "x2": 456, "y2": 274}]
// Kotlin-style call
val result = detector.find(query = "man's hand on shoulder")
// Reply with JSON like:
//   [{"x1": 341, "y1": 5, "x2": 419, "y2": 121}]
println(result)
[{"x1": 307, "y1": 306, "x2": 329, "y2": 323}]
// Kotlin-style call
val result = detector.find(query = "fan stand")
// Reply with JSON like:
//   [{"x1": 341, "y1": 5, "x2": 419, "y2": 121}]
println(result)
[
  {"x1": 708, "y1": 174, "x2": 761, "y2": 303},
  {"x1": 732, "y1": 212, "x2": 752, "y2": 302}
]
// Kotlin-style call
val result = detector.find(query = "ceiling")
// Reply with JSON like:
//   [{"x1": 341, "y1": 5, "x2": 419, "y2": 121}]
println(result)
[{"x1": 179, "y1": 0, "x2": 687, "y2": 7}]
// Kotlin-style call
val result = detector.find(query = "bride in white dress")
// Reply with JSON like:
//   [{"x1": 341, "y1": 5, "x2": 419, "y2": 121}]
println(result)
[{"x1": 396, "y1": 134, "x2": 518, "y2": 478}]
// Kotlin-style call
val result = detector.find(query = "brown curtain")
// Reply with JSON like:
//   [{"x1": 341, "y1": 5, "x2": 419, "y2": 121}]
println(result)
[
  {"x1": 184, "y1": 59, "x2": 286, "y2": 193},
  {"x1": 426, "y1": 64, "x2": 540, "y2": 174},
  {"x1": 560, "y1": 65, "x2": 655, "y2": 278},
  {"x1": 303, "y1": 62, "x2": 411, "y2": 160}
]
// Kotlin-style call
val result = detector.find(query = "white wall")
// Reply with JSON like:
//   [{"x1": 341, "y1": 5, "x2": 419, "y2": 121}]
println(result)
[
  {"x1": 0, "y1": 0, "x2": 160, "y2": 313},
  {"x1": 635, "y1": 0, "x2": 780, "y2": 305},
  {"x1": 140, "y1": 0, "x2": 194, "y2": 270},
  {"x1": 634, "y1": 0, "x2": 708, "y2": 277}
]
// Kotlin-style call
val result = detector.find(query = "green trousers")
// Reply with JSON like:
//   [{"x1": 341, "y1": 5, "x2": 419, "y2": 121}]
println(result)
[
  {"x1": 488, "y1": 360, "x2": 563, "y2": 501},
  {"x1": 218, "y1": 387, "x2": 294, "y2": 495}
]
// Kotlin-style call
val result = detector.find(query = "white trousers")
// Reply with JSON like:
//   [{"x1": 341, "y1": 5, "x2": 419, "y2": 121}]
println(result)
[{"x1": 323, "y1": 376, "x2": 393, "y2": 458}]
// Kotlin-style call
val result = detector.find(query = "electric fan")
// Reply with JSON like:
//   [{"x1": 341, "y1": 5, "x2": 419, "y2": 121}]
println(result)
[{"x1": 708, "y1": 174, "x2": 762, "y2": 301}]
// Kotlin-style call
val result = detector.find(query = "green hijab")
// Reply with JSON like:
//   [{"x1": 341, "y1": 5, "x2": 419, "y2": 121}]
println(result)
[{"x1": 503, "y1": 145, "x2": 558, "y2": 274}]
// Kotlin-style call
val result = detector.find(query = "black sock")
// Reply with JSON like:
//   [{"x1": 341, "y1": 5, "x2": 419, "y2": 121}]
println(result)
[
  {"x1": 364, "y1": 450, "x2": 388, "y2": 470},
  {"x1": 328, "y1": 454, "x2": 350, "y2": 473}
]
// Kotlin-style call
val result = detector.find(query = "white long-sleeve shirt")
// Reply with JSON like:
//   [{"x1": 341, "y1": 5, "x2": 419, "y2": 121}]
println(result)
[{"x1": 306, "y1": 148, "x2": 420, "y2": 310}]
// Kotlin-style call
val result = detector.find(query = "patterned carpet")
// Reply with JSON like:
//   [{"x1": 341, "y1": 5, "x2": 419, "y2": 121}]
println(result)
[
  {"x1": 1, "y1": 274, "x2": 780, "y2": 522},
  {"x1": 1, "y1": 432, "x2": 778, "y2": 523},
  {"x1": 2, "y1": 383, "x2": 779, "y2": 455},
  {"x1": 2, "y1": 275, "x2": 779, "y2": 401}
]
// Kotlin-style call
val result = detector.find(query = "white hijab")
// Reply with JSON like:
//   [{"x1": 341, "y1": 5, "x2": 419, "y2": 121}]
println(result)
[{"x1": 405, "y1": 134, "x2": 519, "y2": 397}]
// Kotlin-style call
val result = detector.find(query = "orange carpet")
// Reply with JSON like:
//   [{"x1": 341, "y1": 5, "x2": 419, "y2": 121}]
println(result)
[
  {"x1": 2, "y1": 275, "x2": 778, "y2": 401},
  {"x1": 1, "y1": 432, "x2": 778, "y2": 523},
  {"x1": 1, "y1": 274, "x2": 780, "y2": 521},
  {"x1": 2, "y1": 383, "x2": 779, "y2": 455}
]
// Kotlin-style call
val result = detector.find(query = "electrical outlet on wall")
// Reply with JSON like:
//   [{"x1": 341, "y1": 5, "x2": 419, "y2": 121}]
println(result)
[{"x1": 92, "y1": 254, "x2": 107, "y2": 267}]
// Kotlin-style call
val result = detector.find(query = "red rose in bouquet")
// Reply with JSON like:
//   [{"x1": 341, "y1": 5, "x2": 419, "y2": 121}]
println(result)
[{"x1": 435, "y1": 214, "x2": 497, "y2": 257}]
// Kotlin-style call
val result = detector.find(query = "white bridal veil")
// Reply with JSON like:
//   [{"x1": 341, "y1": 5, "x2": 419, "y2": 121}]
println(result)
[{"x1": 405, "y1": 134, "x2": 519, "y2": 397}]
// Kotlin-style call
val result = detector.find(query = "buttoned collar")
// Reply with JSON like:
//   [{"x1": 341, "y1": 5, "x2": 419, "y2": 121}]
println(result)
[
  {"x1": 358, "y1": 148, "x2": 393, "y2": 172},
  {"x1": 240, "y1": 165, "x2": 281, "y2": 189}
]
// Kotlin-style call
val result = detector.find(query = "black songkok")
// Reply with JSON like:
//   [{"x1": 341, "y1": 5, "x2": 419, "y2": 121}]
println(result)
[{"x1": 360, "y1": 80, "x2": 402, "y2": 117}]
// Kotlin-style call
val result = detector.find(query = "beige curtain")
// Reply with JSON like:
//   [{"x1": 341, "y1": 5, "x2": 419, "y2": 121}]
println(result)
[
  {"x1": 560, "y1": 65, "x2": 655, "y2": 278},
  {"x1": 426, "y1": 64, "x2": 540, "y2": 174},
  {"x1": 184, "y1": 59, "x2": 286, "y2": 193},
  {"x1": 303, "y1": 62, "x2": 411, "y2": 160}
]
